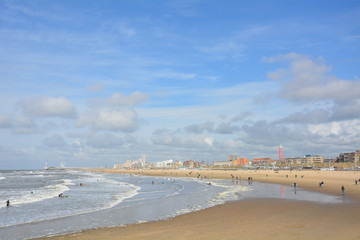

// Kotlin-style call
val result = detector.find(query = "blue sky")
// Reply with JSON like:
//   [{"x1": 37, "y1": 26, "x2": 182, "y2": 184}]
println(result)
[{"x1": 1, "y1": 0, "x2": 360, "y2": 169}]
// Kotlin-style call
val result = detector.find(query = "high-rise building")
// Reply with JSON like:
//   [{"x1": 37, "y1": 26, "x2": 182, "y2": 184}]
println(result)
[{"x1": 279, "y1": 145, "x2": 283, "y2": 161}]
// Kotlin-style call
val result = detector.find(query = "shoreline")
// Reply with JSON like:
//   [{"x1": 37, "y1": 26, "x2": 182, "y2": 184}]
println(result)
[
  {"x1": 33, "y1": 169, "x2": 360, "y2": 240},
  {"x1": 87, "y1": 168, "x2": 360, "y2": 201}
]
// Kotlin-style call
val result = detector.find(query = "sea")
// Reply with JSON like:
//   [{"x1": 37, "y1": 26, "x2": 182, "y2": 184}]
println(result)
[{"x1": 0, "y1": 169, "x2": 346, "y2": 240}]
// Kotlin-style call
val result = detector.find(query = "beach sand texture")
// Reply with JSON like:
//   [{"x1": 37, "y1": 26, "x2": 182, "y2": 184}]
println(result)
[{"x1": 34, "y1": 169, "x2": 360, "y2": 240}]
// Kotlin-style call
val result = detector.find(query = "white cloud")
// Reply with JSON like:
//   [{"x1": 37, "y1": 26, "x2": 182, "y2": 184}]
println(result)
[
  {"x1": 204, "y1": 137, "x2": 214, "y2": 147},
  {"x1": 19, "y1": 96, "x2": 76, "y2": 118},
  {"x1": 265, "y1": 53, "x2": 360, "y2": 103},
  {"x1": 262, "y1": 53, "x2": 360, "y2": 126},
  {"x1": 308, "y1": 122, "x2": 342, "y2": 137},
  {"x1": 0, "y1": 114, "x2": 42, "y2": 134},
  {"x1": 76, "y1": 108, "x2": 140, "y2": 132},
  {"x1": 151, "y1": 128, "x2": 216, "y2": 150}
]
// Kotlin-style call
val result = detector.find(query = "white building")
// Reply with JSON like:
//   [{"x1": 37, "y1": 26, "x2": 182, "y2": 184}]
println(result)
[
  {"x1": 213, "y1": 161, "x2": 232, "y2": 167},
  {"x1": 113, "y1": 154, "x2": 148, "y2": 169}
]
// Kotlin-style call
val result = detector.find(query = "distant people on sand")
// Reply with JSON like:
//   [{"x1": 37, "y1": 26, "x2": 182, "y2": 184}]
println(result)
[{"x1": 341, "y1": 185, "x2": 345, "y2": 194}]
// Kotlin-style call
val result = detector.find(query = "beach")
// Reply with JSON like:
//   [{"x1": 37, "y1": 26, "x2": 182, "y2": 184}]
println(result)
[{"x1": 33, "y1": 169, "x2": 360, "y2": 240}]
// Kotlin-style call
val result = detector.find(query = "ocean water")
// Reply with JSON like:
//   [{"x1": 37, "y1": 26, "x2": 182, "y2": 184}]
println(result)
[{"x1": 0, "y1": 169, "x2": 345, "y2": 240}]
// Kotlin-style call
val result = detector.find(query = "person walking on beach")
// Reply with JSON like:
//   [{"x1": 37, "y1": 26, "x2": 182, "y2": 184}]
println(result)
[
  {"x1": 341, "y1": 185, "x2": 345, "y2": 194},
  {"x1": 6, "y1": 200, "x2": 10, "y2": 207}
]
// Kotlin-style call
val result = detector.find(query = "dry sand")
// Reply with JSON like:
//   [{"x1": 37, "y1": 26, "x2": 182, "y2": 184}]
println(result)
[{"x1": 34, "y1": 169, "x2": 360, "y2": 240}]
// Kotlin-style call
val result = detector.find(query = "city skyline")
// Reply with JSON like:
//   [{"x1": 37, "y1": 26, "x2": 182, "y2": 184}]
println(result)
[{"x1": 1, "y1": 0, "x2": 360, "y2": 169}]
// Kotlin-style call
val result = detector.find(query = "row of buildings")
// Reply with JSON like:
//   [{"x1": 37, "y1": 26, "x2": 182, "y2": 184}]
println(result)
[
  {"x1": 279, "y1": 155, "x2": 329, "y2": 165},
  {"x1": 212, "y1": 156, "x2": 277, "y2": 167},
  {"x1": 113, "y1": 149, "x2": 360, "y2": 169},
  {"x1": 212, "y1": 155, "x2": 249, "y2": 167},
  {"x1": 279, "y1": 150, "x2": 360, "y2": 165},
  {"x1": 113, "y1": 155, "x2": 207, "y2": 169},
  {"x1": 337, "y1": 150, "x2": 360, "y2": 163},
  {"x1": 208, "y1": 150, "x2": 360, "y2": 168}
]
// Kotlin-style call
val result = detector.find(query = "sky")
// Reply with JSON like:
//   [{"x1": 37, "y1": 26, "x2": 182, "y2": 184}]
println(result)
[{"x1": 0, "y1": 0, "x2": 360, "y2": 169}]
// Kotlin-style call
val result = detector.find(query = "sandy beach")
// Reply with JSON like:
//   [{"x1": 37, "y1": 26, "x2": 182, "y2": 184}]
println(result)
[{"x1": 34, "y1": 169, "x2": 360, "y2": 240}]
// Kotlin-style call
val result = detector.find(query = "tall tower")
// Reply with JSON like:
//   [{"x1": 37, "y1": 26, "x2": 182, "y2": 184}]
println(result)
[{"x1": 279, "y1": 145, "x2": 283, "y2": 161}]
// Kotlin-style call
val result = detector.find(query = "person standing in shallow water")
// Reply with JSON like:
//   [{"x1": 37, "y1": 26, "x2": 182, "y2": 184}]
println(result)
[
  {"x1": 6, "y1": 200, "x2": 10, "y2": 207},
  {"x1": 341, "y1": 185, "x2": 345, "y2": 194}
]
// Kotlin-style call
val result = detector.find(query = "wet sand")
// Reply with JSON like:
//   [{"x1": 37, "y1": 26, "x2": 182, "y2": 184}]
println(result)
[{"x1": 34, "y1": 169, "x2": 360, "y2": 240}]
